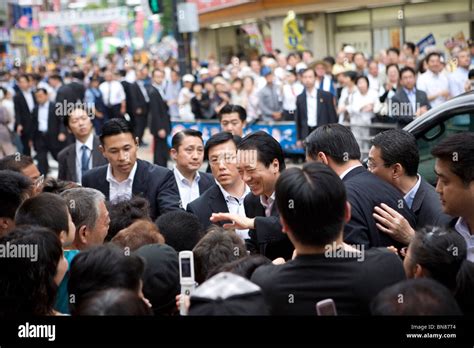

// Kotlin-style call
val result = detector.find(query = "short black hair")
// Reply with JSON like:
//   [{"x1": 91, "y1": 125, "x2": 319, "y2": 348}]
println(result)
[
  {"x1": 276, "y1": 162, "x2": 346, "y2": 246},
  {"x1": 218, "y1": 104, "x2": 247, "y2": 122},
  {"x1": 305, "y1": 124, "x2": 361, "y2": 164},
  {"x1": 300, "y1": 68, "x2": 316, "y2": 77},
  {"x1": 71, "y1": 70, "x2": 85, "y2": 81},
  {"x1": 431, "y1": 132, "x2": 474, "y2": 185},
  {"x1": 74, "y1": 288, "x2": 153, "y2": 316},
  {"x1": 105, "y1": 196, "x2": 151, "y2": 241},
  {"x1": 171, "y1": 129, "x2": 203, "y2": 151},
  {"x1": 209, "y1": 254, "x2": 271, "y2": 280},
  {"x1": 0, "y1": 170, "x2": 32, "y2": 220},
  {"x1": 0, "y1": 225, "x2": 63, "y2": 316},
  {"x1": 48, "y1": 74, "x2": 62, "y2": 82},
  {"x1": 425, "y1": 52, "x2": 441, "y2": 63},
  {"x1": 385, "y1": 63, "x2": 400, "y2": 74},
  {"x1": 204, "y1": 131, "x2": 241, "y2": 161},
  {"x1": 323, "y1": 56, "x2": 335, "y2": 66},
  {"x1": 469, "y1": 69, "x2": 474, "y2": 80},
  {"x1": 155, "y1": 211, "x2": 204, "y2": 252},
  {"x1": 34, "y1": 87, "x2": 48, "y2": 95},
  {"x1": 404, "y1": 42, "x2": 416, "y2": 54},
  {"x1": 0, "y1": 154, "x2": 34, "y2": 172},
  {"x1": 387, "y1": 47, "x2": 400, "y2": 56},
  {"x1": 15, "y1": 192, "x2": 70, "y2": 237},
  {"x1": 99, "y1": 118, "x2": 134, "y2": 143},
  {"x1": 370, "y1": 129, "x2": 419, "y2": 177},
  {"x1": 68, "y1": 244, "x2": 145, "y2": 314},
  {"x1": 343, "y1": 70, "x2": 358, "y2": 82},
  {"x1": 370, "y1": 278, "x2": 462, "y2": 315},
  {"x1": 238, "y1": 131, "x2": 286, "y2": 171},
  {"x1": 399, "y1": 66, "x2": 416, "y2": 79},
  {"x1": 355, "y1": 75, "x2": 369, "y2": 88}
]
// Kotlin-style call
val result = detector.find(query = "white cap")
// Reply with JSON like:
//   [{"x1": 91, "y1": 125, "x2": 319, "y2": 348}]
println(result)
[
  {"x1": 182, "y1": 74, "x2": 195, "y2": 83},
  {"x1": 343, "y1": 45, "x2": 356, "y2": 54}
]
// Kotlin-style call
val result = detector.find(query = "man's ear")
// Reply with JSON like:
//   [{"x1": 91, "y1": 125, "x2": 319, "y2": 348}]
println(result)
[
  {"x1": 413, "y1": 264, "x2": 425, "y2": 279},
  {"x1": 0, "y1": 217, "x2": 13, "y2": 234},
  {"x1": 318, "y1": 151, "x2": 329, "y2": 165},
  {"x1": 99, "y1": 144, "x2": 105, "y2": 156},
  {"x1": 392, "y1": 163, "x2": 404, "y2": 180},
  {"x1": 78, "y1": 225, "x2": 88, "y2": 245},
  {"x1": 279, "y1": 216, "x2": 291, "y2": 235},
  {"x1": 135, "y1": 137, "x2": 140, "y2": 147},
  {"x1": 272, "y1": 158, "x2": 279, "y2": 174},
  {"x1": 170, "y1": 148, "x2": 177, "y2": 161}
]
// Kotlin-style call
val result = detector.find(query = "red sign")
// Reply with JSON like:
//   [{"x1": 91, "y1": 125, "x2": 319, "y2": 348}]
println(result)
[{"x1": 187, "y1": 0, "x2": 254, "y2": 14}]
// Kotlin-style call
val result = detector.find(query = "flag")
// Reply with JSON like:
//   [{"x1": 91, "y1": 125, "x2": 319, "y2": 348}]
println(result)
[{"x1": 283, "y1": 11, "x2": 304, "y2": 51}]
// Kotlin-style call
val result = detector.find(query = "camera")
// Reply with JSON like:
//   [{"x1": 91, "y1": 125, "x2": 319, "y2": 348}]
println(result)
[{"x1": 179, "y1": 251, "x2": 196, "y2": 315}]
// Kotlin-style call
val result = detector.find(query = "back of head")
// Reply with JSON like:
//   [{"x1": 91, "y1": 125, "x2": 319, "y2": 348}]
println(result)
[
  {"x1": 15, "y1": 192, "x2": 69, "y2": 237},
  {"x1": 111, "y1": 219, "x2": 164, "y2": 252},
  {"x1": 193, "y1": 225, "x2": 247, "y2": 284},
  {"x1": 370, "y1": 129, "x2": 419, "y2": 177},
  {"x1": 431, "y1": 132, "x2": 474, "y2": 186},
  {"x1": 276, "y1": 162, "x2": 347, "y2": 246},
  {"x1": 238, "y1": 131, "x2": 285, "y2": 171},
  {"x1": 156, "y1": 211, "x2": 203, "y2": 252},
  {"x1": 68, "y1": 244, "x2": 144, "y2": 314},
  {"x1": 408, "y1": 226, "x2": 467, "y2": 290},
  {"x1": 106, "y1": 197, "x2": 151, "y2": 241},
  {"x1": 134, "y1": 244, "x2": 180, "y2": 316},
  {"x1": 74, "y1": 288, "x2": 153, "y2": 316},
  {"x1": 0, "y1": 170, "x2": 32, "y2": 224},
  {"x1": 371, "y1": 278, "x2": 462, "y2": 315},
  {"x1": 209, "y1": 254, "x2": 271, "y2": 280},
  {"x1": 0, "y1": 225, "x2": 62, "y2": 316},
  {"x1": 61, "y1": 187, "x2": 105, "y2": 234},
  {"x1": 305, "y1": 124, "x2": 361, "y2": 164},
  {"x1": 0, "y1": 154, "x2": 33, "y2": 173},
  {"x1": 42, "y1": 178, "x2": 79, "y2": 194}
]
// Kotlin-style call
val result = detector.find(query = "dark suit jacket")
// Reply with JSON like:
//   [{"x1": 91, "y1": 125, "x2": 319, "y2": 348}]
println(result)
[
  {"x1": 412, "y1": 176, "x2": 452, "y2": 229},
  {"x1": 244, "y1": 193, "x2": 294, "y2": 260},
  {"x1": 82, "y1": 159, "x2": 181, "y2": 220},
  {"x1": 148, "y1": 85, "x2": 171, "y2": 136},
  {"x1": 342, "y1": 166, "x2": 417, "y2": 249},
  {"x1": 32, "y1": 102, "x2": 62, "y2": 148},
  {"x1": 129, "y1": 82, "x2": 149, "y2": 117},
  {"x1": 57, "y1": 135, "x2": 108, "y2": 182},
  {"x1": 390, "y1": 88, "x2": 430, "y2": 126},
  {"x1": 295, "y1": 89, "x2": 338, "y2": 141},
  {"x1": 186, "y1": 183, "x2": 229, "y2": 229},
  {"x1": 14, "y1": 90, "x2": 36, "y2": 138}
]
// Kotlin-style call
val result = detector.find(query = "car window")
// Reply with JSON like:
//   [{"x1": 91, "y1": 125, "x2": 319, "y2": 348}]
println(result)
[{"x1": 417, "y1": 112, "x2": 474, "y2": 185}]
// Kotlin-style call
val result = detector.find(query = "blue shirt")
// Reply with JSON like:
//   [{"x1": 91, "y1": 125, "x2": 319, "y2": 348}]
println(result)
[
  {"x1": 403, "y1": 174, "x2": 421, "y2": 209},
  {"x1": 403, "y1": 87, "x2": 417, "y2": 114},
  {"x1": 54, "y1": 249, "x2": 80, "y2": 314}
]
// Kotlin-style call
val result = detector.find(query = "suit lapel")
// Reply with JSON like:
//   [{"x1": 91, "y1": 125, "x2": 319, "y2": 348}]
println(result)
[
  {"x1": 208, "y1": 185, "x2": 229, "y2": 216},
  {"x1": 66, "y1": 145, "x2": 77, "y2": 182},
  {"x1": 131, "y1": 160, "x2": 146, "y2": 197},
  {"x1": 411, "y1": 178, "x2": 425, "y2": 213},
  {"x1": 92, "y1": 136, "x2": 104, "y2": 167}
]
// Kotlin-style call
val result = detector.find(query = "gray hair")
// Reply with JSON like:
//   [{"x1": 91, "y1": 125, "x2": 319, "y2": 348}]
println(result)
[{"x1": 60, "y1": 187, "x2": 106, "y2": 231}]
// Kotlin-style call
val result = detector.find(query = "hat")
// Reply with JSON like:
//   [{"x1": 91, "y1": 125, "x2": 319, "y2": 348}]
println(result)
[
  {"x1": 261, "y1": 66, "x2": 272, "y2": 77},
  {"x1": 188, "y1": 272, "x2": 269, "y2": 316},
  {"x1": 182, "y1": 74, "x2": 195, "y2": 83},
  {"x1": 134, "y1": 244, "x2": 180, "y2": 315},
  {"x1": 332, "y1": 64, "x2": 347, "y2": 76},
  {"x1": 343, "y1": 45, "x2": 356, "y2": 54},
  {"x1": 212, "y1": 76, "x2": 227, "y2": 85},
  {"x1": 199, "y1": 68, "x2": 209, "y2": 75}
]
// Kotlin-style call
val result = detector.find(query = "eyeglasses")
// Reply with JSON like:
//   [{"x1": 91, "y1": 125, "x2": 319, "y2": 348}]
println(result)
[{"x1": 34, "y1": 174, "x2": 44, "y2": 188}]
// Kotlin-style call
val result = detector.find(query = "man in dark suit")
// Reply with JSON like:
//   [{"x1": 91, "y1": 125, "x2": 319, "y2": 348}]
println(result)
[
  {"x1": 211, "y1": 131, "x2": 294, "y2": 260},
  {"x1": 390, "y1": 66, "x2": 430, "y2": 127},
  {"x1": 57, "y1": 108, "x2": 108, "y2": 183},
  {"x1": 129, "y1": 66, "x2": 150, "y2": 146},
  {"x1": 369, "y1": 129, "x2": 452, "y2": 243},
  {"x1": 295, "y1": 68, "x2": 337, "y2": 147},
  {"x1": 187, "y1": 132, "x2": 249, "y2": 237},
  {"x1": 32, "y1": 88, "x2": 66, "y2": 175},
  {"x1": 305, "y1": 124, "x2": 417, "y2": 249},
  {"x1": 14, "y1": 74, "x2": 36, "y2": 156},
  {"x1": 81, "y1": 118, "x2": 181, "y2": 221},
  {"x1": 148, "y1": 69, "x2": 171, "y2": 167},
  {"x1": 170, "y1": 129, "x2": 214, "y2": 209}
]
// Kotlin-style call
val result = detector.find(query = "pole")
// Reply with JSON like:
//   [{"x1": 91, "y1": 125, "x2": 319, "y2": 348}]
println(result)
[{"x1": 173, "y1": 0, "x2": 191, "y2": 76}]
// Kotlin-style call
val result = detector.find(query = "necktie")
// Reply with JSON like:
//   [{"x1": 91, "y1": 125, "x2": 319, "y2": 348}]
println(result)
[
  {"x1": 81, "y1": 145, "x2": 90, "y2": 176},
  {"x1": 107, "y1": 82, "x2": 112, "y2": 106}
]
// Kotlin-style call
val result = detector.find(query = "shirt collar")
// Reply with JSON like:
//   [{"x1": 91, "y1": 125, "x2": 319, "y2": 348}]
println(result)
[
  {"x1": 339, "y1": 164, "x2": 363, "y2": 180},
  {"x1": 260, "y1": 191, "x2": 276, "y2": 208},
  {"x1": 455, "y1": 217, "x2": 473, "y2": 238},
  {"x1": 216, "y1": 181, "x2": 250, "y2": 202},
  {"x1": 106, "y1": 161, "x2": 138, "y2": 185},
  {"x1": 39, "y1": 101, "x2": 50, "y2": 108},
  {"x1": 174, "y1": 165, "x2": 200, "y2": 185},
  {"x1": 403, "y1": 87, "x2": 416, "y2": 95},
  {"x1": 403, "y1": 174, "x2": 422, "y2": 209},
  {"x1": 76, "y1": 132, "x2": 94, "y2": 152},
  {"x1": 307, "y1": 87, "x2": 317, "y2": 98}
]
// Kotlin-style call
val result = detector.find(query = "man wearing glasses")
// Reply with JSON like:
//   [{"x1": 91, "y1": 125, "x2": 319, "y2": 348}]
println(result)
[{"x1": 0, "y1": 154, "x2": 43, "y2": 195}]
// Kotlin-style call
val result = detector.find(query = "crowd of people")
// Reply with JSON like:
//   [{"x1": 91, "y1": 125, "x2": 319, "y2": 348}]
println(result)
[{"x1": 0, "y1": 41, "x2": 473, "y2": 317}]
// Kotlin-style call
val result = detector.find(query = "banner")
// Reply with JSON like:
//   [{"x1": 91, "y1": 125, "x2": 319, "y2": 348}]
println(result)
[
  {"x1": 283, "y1": 10, "x2": 304, "y2": 51},
  {"x1": 39, "y1": 7, "x2": 128, "y2": 27},
  {"x1": 416, "y1": 33, "x2": 436, "y2": 55},
  {"x1": 241, "y1": 23, "x2": 266, "y2": 53},
  {"x1": 169, "y1": 120, "x2": 304, "y2": 154}
]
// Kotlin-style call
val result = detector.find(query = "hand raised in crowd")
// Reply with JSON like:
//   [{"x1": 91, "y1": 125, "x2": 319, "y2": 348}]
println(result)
[
  {"x1": 210, "y1": 212, "x2": 255, "y2": 230},
  {"x1": 158, "y1": 129, "x2": 167, "y2": 139},
  {"x1": 373, "y1": 203, "x2": 415, "y2": 245}
]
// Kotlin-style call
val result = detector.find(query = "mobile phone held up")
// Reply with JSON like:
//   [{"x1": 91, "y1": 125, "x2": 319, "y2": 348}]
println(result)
[
  {"x1": 316, "y1": 298, "x2": 338, "y2": 316},
  {"x1": 179, "y1": 251, "x2": 196, "y2": 316}
]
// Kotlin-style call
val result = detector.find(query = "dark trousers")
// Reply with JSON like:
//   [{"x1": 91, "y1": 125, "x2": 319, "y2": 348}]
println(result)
[
  {"x1": 20, "y1": 134, "x2": 31, "y2": 156},
  {"x1": 134, "y1": 114, "x2": 148, "y2": 144},
  {"x1": 153, "y1": 135, "x2": 169, "y2": 167},
  {"x1": 105, "y1": 104, "x2": 122, "y2": 119},
  {"x1": 34, "y1": 133, "x2": 59, "y2": 175}
]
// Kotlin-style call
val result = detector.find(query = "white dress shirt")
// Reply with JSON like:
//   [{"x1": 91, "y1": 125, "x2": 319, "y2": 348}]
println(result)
[
  {"x1": 260, "y1": 192, "x2": 276, "y2": 218},
  {"x1": 106, "y1": 161, "x2": 138, "y2": 204},
  {"x1": 173, "y1": 166, "x2": 200, "y2": 209},
  {"x1": 455, "y1": 217, "x2": 474, "y2": 262},
  {"x1": 23, "y1": 90, "x2": 35, "y2": 112},
  {"x1": 37, "y1": 101, "x2": 49, "y2": 133},
  {"x1": 448, "y1": 66, "x2": 468, "y2": 98},
  {"x1": 306, "y1": 87, "x2": 318, "y2": 127},
  {"x1": 282, "y1": 82, "x2": 304, "y2": 111},
  {"x1": 417, "y1": 70, "x2": 450, "y2": 108},
  {"x1": 75, "y1": 132, "x2": 94, "y2": 184},
  {"x1": 339, "y1": 164, "x2": 363, "y2": 180},
  {"x1": 99, "y1": 80, "x2": 126, "y2": 106},
  {"x1": 217, "y1": 182, "x2": 251, "y2": 240}
]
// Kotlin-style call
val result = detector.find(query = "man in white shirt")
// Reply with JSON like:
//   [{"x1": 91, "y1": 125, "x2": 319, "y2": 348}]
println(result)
[
  {"x1": 417, "y1": 52, "x2": 450, "y2": 108},
  {"x1": 449, "y1": 49, "x2": 471, "y2": 98},
  {"x1": 99, "y1": 70, "x2": 126, "y2": 120},
  {"x1": 187, "y1": 132, "x2": 250, "y2": 240},
  {"x1": 431, "y1": 132, "x2": 474, "y2": 262},
  {"x1": 170, "y1": 129, "x2": 214, "y2": 209}
]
